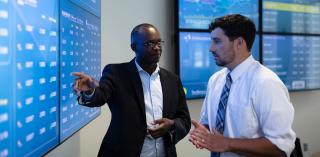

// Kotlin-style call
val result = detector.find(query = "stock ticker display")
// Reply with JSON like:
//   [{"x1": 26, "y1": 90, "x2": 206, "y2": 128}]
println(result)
[
  {"x1": 263, "y1": 35, "x2": 320, "y2": 90},
  {"x1": 263, "y1": 0, "x2": 320, "y2": 34},
  {"x1": 0, "y1": 0, "x2": 101, "y2": 156},
  {"x1": 1, "y1": 0, "x2": 59, "y2": 156},
  {"x1": 60, "y1": 0, "x2": 101, "y2": 142},
  {"x1": 178, "y1": 0, "x2": 320, "y2": 99}
]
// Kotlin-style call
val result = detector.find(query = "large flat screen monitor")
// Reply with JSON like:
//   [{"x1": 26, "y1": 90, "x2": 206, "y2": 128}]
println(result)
[
  {"x1": 60, "y1": 0, "x2": 101, "y2": 142},
  {"x1": 1, "y1": 0, "x2": 60, "y2": 156},
  {"x1": 263, "y1": 35, "x2": 320, "y2": 90},
  {"x1": 0, "y1": 0, "x2": 101, "y2": 156},
  {"x1": 179, "y1": 32, "x2": 260, "y2": 99}
]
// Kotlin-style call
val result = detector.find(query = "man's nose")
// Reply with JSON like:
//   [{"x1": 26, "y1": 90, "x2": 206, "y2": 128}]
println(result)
[
  {"x1": 209, "y1": 43, "x2": 216, "y2": 52},
  {"x1": 153, "y1": 43, "x2": 161, "y2": 50}
]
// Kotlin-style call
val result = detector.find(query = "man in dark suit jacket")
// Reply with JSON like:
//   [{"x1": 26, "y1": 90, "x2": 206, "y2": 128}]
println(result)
[{"x1": 72, "y1": 23, "x2": 191, "y2": 157}]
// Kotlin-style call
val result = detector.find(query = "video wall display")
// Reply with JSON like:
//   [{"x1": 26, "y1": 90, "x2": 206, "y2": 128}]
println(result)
[
  {"x1": 0, "y1": 1, "x2": 60, "y2": 156},
  {"x1": 178, "y1": 0, "x2": 259, "y2": 30},
  {"x1": 263, "y1": 35, "x2": 320, "y2": 90},
  {"x1": 263, "y1": 0, "x2": 320, "y2": 34},
  {"x1": 60, "y1": 0, "x2": 101, "y2": 142},
  {"x1": 177, "y1": 0, "x2": 320, "y2": 99},
  {"x1": 0, "y1": 0, "x2": 101, "y2": 156},
  {"x1": 179, "y1": 32, "x2": 259, "y2": 99}
]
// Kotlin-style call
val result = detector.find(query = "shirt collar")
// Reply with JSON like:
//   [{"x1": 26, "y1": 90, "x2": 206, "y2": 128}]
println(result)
[
  {"x1": 229, "y1": 55, "x2": 255, "y2": 82},
  {"x1": 135, "y1": 59, "x2": 160, "y2": 75}
]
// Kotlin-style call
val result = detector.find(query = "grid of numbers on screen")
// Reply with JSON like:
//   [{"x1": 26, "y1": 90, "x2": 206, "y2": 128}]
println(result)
[
  {"x1": 60, "y1": 0, "x2": 101, "y2": 142},
  {"x1": 263, "y1": 35, "x2": 320, "y2": 90},
  {"x1": 13, "y1": 0, "x2": 59, "y2": 156}
]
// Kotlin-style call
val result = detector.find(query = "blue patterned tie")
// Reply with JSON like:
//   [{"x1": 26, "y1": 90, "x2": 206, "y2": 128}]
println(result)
[{"x1": 211, "y1": 73, "x2": 232, "y2": 157}]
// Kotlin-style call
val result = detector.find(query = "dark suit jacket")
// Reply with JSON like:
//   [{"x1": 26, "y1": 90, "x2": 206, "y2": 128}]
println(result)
[{"x1": 80, "y1": 59, "x2": 191, "y2": 157}]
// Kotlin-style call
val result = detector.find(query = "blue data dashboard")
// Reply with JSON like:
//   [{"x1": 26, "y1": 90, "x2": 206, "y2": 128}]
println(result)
[
  {"x1": 178, "y1": 0, "x2": 259, "y2": 30},
  {"x1": 60, "y1": 0, "x2": 101, "y2": 142},
  {"x1": 0, "y1": 0, "x2": 101, "y2": 156},
  {"x1": 263, "y1": 35, "x2": 320, "y2": 90},
  {"x1": 179, "y1": 32, "x2": 259, "y2": 99},
  {"x1": 263, "y1": 0, "x2": 320, "y2": 34},
  {"x1": 177, "y1": 0, "x2": 320, "y2": 99}
]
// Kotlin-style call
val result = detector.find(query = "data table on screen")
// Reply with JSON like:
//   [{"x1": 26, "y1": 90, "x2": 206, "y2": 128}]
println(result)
[
  {"x1": 0, "y1": 0, "x2": 101, "y2": 156},
  {"x1": 60, "y1": 0, "x2": 101, "y2": 142},
  {"x1": 263, "y1": 0, "x2": 320, "y2": 34},
  {"x1": 0, "y1": 0, "x2": 61, "y2": 157},
  {"x1": 13, "y1": 1, "x2": 60, "y2": 156},
  {"x1": 263, "y1": 35, "x2": 320, "y2": 90}
]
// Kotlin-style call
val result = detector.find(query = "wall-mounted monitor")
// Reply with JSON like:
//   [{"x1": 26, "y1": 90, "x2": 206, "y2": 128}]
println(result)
[
  {"x1": 0, "y1": 0, "x2": 60, "y2": 156},
  {"x1": 178, "y1": 0, "x2": 259, "y2": 30},
  {"x1": 263, "y1": 35, "x2": 320, "y2": 90},
  {"x1": 60, "y1": 0, "x2": 101, "y2": 142},
  {"x1": 0, "y1": 0, "x2": 101, "y2": 156},
  {"x1": 263, "y1": 0, "x2": 320, "y2": 34},
  {"x1": 179, "y1": 31, "x2": 260, "y2": 99}
]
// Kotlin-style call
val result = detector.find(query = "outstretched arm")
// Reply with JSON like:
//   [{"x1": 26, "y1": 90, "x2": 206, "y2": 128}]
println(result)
[{"x1": 72, "y1": 65, "x2": 116, "y2": 107}]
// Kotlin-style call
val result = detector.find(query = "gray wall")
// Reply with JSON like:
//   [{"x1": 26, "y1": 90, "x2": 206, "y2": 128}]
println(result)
[{"x1": 46, "y1": 0, "x2": 320, "y2": 156}]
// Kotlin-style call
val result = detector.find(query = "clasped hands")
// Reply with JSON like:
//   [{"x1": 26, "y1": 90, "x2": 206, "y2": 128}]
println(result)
[{"x1": 189, "y1": 119, "x2": 230, "y2": 152}]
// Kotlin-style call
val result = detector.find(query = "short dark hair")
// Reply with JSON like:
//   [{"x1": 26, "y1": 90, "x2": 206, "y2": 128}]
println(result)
[
  {"x1": 209, "y1": 14, "x2": 256, "y2": 51},
  {"x1": 131, "y1": 23, "x2": 157, "y2": 44}
]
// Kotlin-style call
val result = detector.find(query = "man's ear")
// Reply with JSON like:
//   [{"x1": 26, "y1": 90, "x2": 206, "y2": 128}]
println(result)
[
  {"x1": 235, "y1": 37, "x2": 245, "y2": 49},
  {"x1": 130, "y1": 43, "x2": 136, "y2": 51}
]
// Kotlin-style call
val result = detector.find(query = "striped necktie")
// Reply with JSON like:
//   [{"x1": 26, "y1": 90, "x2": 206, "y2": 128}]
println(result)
[{"x1": 211, "y1": 73, "x2": 232, "y2": 157}]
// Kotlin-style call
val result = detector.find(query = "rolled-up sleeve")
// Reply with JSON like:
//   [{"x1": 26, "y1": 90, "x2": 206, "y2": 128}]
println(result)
[{"x1": 254, "y1": 78, "x2": 296, "y2": 157}]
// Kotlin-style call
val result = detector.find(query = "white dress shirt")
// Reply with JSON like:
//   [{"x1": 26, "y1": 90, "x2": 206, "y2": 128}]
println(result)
[
  {"x1": 135, "y1": 61, "x2": 165, "y2": 157},
  {"x1": 200, "y1": 55, "x2": 296, "y2": 157}
]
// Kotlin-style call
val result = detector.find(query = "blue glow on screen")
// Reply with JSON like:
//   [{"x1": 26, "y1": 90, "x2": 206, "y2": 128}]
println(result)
[
  {"x1": 180, "y1": 32, "x2": 259, "y2": 99},
  {"x1": 0, "y1": 0, "x2": 60, "y2": 156},
  {"x1": 0, "y1": 0, "x2": 101, "y2": 156},
  {"x1": 70, "y1": 0, "x2": 101, "y2": 17},
  {"x1": 60, "y1": 0, "x2": 101, "y2": 142},
  {"x1": 263, "y1": 35, "x2": 320, "y2": 90},
  {"x1": 263, "y1": 0, "x2": 320, "y2": 34},
  {"x1": 14, "y1": 0, "x2": 59, "y2": 156},
  {"x1": 179, "y1": 0, "x2": 259, "y2": 30},
  {"x1": 0, "y1": 1, "x2": 12, "y2": 156}
]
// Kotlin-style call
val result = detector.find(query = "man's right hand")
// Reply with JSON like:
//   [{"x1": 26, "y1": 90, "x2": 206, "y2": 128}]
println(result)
[
  {"x1": 72, "y1": 72, "x2": 99, "y2": 96},
  {"x1": 189, "y1": 119, "x2": 210, "y2": 149}
]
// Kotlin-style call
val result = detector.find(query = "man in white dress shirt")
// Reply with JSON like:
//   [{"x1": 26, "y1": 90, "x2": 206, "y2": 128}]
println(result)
[{"x1": 189, "y1": 14, "x2": 296, "y2": 157}]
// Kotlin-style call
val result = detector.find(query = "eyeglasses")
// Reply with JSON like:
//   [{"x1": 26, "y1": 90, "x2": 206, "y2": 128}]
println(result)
[{"x1": 143, "y1": 40, "x2": 165, "y2": 48}]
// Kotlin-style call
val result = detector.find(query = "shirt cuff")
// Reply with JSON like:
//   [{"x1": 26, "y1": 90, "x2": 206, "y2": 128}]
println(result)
[
  {"x1": 265, "y1": 131, "x2": 296, "y2": 157},
  {"x1": 82, "y1": 88, "x2": 95, "y2": 100}
]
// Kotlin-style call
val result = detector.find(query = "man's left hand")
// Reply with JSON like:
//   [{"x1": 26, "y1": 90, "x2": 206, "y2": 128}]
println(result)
[{"x1": 148, "y1": 118, "x2": 174, "y2": 139}]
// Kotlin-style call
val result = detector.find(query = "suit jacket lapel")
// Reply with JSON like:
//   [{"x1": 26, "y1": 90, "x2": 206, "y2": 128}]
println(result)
[
  {"x1": 159, "y1": 68, "x2": 170, "y2": 118},
  {"x1": 127, "y1": 59, "x2": 146, "y2": 121}
]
